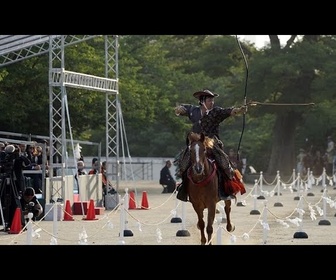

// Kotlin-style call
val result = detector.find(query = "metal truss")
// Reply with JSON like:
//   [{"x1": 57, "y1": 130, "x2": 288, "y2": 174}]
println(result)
[
  {"x1": 0, "y1": 35, "x2": 99, "y2": 67},
  {"x1": 50, "y1": 69, "x2": 118, "y2": 93},
  {"x1": 48, "y1": 35, "x2": 119, "y2": 202},
  {"x1": 0, "y1": 35, "x2": 120, "y2": 202}
]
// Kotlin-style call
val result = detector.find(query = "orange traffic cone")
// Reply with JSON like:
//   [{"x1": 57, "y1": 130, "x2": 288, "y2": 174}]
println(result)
[
  {"x1": 129, "y1": 191, "x2": 136, "y2": 209},
  {"x1": 9, "y1": 207, "x2": 22, "y2": 234},
  {"x1": 141, "y1": 191, "x2": 150, "y2": 210},
  {"x1": 63, "y1": 200, "x2": 74, "y2": 221},
  {"x1": 83, "y1": 199, "x2": 97, "y2": 220}
]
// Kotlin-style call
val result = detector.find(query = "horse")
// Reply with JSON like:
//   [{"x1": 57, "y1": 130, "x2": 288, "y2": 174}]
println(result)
[{"x1": 186, "y1": 131, "x2": 234, "y2": 245}]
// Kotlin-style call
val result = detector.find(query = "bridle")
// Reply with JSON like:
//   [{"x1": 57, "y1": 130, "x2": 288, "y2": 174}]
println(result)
[{"x1": 187, "y1": 141, "x2": 217, "y2": 187}]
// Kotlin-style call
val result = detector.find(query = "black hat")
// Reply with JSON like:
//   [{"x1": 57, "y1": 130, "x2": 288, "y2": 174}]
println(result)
[
  {"x1": 193, "y1": 89, "x2": 219, "y2": 99},
  {"x1": 24, "y1": 187, "x2": 35, "y2": 196}
]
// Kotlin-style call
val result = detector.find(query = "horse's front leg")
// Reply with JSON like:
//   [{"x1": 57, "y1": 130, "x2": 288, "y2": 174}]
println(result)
[
  {"x1": 195, "y1": 210, "x2": 206, "y2": 245},
  {"x1": 224, "y1": 200, "x2": 235, "y2": 232},
  {"x1": 206, "y1": 205, "x2": 216, "y2": 245}
]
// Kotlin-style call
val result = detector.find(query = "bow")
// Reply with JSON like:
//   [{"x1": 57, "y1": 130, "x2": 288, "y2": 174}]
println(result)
[{"x1": 235, "y1": 35, "x2": 248, "y2": 162}]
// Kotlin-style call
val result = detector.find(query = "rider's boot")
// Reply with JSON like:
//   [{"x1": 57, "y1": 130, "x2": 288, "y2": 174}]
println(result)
[
  {"x1": 218, "y1": 172, "x2": 236, "y2": 201},
  {"x1": 176, "y1": 172, "x2": 188, "y2": 202},
  {"x1": 219, "y1": 187, "x2": 235, "y2": 201}
]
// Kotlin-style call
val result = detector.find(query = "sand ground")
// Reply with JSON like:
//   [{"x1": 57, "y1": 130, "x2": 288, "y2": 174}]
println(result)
[{"x1": 1, "y1": 179, "x2": 336, "y2": 245}]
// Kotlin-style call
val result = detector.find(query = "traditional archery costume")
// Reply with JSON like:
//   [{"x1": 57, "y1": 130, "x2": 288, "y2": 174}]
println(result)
[{"x1": 174, "y1": 89, "x2": 246, "y2": 202}]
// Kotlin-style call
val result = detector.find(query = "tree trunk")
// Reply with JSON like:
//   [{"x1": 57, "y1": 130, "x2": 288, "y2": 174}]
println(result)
[
  {"x1": 266, "y1": 35, "x2": 317, "y2": 178},
  {"x1": 267, "y1": 111, "x2": 301, "y2": 176}
]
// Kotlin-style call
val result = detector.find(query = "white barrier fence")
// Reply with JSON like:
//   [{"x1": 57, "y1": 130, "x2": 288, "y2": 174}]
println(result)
[{"x1": 2, "y1": 167, "x2": 336, "y2": 245}]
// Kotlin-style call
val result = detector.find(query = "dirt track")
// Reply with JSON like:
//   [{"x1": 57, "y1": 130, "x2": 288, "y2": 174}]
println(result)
[{"x1": 1, "y1": 179, "x2": 336, "y2": 245}]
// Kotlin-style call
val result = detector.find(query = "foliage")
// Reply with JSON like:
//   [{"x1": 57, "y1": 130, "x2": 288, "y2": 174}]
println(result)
[{"x1": 1, "y1": 35, "x2": 336, "y2": 176}]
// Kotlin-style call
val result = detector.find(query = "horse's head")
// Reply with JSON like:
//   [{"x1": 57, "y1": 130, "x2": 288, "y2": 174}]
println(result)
[{"x1": 188, "y1": 132, "x2": 207, "y2": 175}]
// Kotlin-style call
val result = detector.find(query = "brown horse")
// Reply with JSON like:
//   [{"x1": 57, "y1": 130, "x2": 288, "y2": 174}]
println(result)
[{"x1": 186, "y1": 132, "x2": 234, "y2": 245}]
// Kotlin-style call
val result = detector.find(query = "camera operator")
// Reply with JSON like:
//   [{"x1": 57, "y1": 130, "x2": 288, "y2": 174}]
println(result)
[
  {"x1": 0, "y1": 144, "x2": 31, "y2": 231},
  {"x1": 12, "y1": 145, "x2": 31, "y2": 193},
  {"x1": 20, "y1": 187, "x2": 43, "y2": 227}
]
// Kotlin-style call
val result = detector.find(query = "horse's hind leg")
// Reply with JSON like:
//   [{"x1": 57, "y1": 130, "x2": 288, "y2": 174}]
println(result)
[{"x1": 225, "y1": 200, "x2": 235, "y2": 232}]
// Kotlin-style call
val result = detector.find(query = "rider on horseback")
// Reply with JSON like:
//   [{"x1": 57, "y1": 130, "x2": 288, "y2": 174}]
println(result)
[{"x1": 174, "y1": 89, "x2": 247, "y2": 202}]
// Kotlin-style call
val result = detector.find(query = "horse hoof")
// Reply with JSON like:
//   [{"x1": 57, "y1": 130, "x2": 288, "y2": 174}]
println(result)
[{"x1": 227, "y1": 223, "x2": 235, "y2": 233}]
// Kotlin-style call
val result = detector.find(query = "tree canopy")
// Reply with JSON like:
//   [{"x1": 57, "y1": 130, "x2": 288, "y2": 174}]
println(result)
[{"x1": 1, "y1": 35, "x2": 336, "y2": 176}]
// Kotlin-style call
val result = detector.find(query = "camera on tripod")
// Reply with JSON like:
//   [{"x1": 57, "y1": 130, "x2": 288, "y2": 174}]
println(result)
[
  {"x1": 26, "y1": 201, "x2": 34, "y2": 212},
  {"x1": 0, "y1": 145, "x2": 16, "y2": 175},
  {"x1": 0, "y1": 144, "x2": 20, "y2": 231}
]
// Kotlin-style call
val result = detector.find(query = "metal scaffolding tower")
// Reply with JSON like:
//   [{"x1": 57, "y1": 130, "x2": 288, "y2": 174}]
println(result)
[{"x1": 0, "y1": 35, "x2": 121, "y2": 203}]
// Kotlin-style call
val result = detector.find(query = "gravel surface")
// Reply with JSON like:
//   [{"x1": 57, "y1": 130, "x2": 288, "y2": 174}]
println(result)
[{"x1": 1, "y1": 179, "x2": 336, "y2": 245}]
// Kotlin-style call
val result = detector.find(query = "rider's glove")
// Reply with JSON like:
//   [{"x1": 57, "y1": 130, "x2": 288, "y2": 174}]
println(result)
[{"x1": 175, "y1": 106, "x2": 187, "y2": 116}]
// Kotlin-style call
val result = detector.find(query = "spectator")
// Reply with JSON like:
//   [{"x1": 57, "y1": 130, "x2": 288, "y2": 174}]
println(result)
[
  {"x1": 44, "y1": 144, "x2": 50, "y2": 177},
  {"x1": 304, "y1": 145, "x2": 315, "y2": 173},
  {"x1": 312, "y1": 149, "x2": 324, "y2": 177},
  {"x1": 19, "y1": 187, "x2": 43, "y2": 228},
  {"x1": 10, "y1": 145, "x2": 31, "y2": 194},
  {"x1": 159, "y1": 160, "x2": 176, "y2": 193},
  {"x1": 77, "y1": 160, "x2": 87, "y2": 176},
  {"x1": 326, "y1": 136, "x2": 335, "y2": 176},
  {"x1": 88, "y1": 158, "x2": 115, "y2": 206},
  {"x1": 101, "y1": 161, "x2": 116, "y2": 196},
  {"x1": 88, "y1": 157, "x2": 100, "y2": 175},
  {"x1": 0, "y1": 144, "x2": 30, "y2": 231},
  {"x1": 27, "y1": 145, "x2": 43, "y2": 194},
  {"x1": 74, "y1": 160, "x2": 87, "y2": 188},
  {"x1": 19, "y1": 143, "x2": 27, "y2": 157},
  {"x1": 100, "y1": 161, "x2": 118, "y2": 209},
  {"x1": 296, "y1": 148, "x2": 307, "y2": 176}
]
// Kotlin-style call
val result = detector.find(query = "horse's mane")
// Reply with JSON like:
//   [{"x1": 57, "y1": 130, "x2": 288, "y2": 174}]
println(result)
[
  {"x1": 188, "y1": 132, "x2": 200, "y2": 142},
  {"x1": 204, "y1": 137, "x2": 214, "y2": 149},
  {"x1": 188, "y1": 132, "x2": 214, "y2": 149}
]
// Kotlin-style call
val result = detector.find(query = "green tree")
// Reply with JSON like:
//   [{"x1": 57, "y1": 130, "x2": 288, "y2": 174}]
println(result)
[
  {"x1": 0, "y1": 55, "x2": 49, "y2": 134},
  {"x1": 247, "y1": 35, "x2": 336, "y2": 175},
  {"x1": 2, "y1": 34, "x2": 336, "y2": 178}
]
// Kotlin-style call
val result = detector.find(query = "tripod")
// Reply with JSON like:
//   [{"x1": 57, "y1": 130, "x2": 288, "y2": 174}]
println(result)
[{"x1": 0, "y1": 171, "x2": 21, "y2": 232}]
